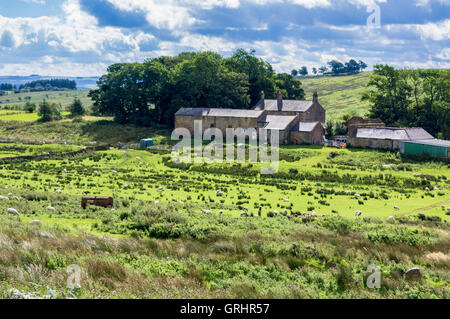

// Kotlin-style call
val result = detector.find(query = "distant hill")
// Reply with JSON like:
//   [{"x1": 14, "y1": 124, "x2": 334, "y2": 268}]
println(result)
[
  {"x1": 301, "y1": 72, "x2": 372, "y2": 121},
  {"x1": 0, "y1": 75, "x2": 99, "y2": 90}
]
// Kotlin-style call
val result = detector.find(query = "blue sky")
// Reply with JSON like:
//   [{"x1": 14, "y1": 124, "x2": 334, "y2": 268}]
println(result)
[{"x1": 0, "y1": 0, "x2": 449, "y2": 76}]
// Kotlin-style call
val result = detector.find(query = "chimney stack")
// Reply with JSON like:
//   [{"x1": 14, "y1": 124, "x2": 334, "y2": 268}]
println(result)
[
  {"x1": 277, "y1": 90, "x2": 283, "y2": 111},
  {"x1": 313, "y1": 92, "x2": 318, "y2": 103}
]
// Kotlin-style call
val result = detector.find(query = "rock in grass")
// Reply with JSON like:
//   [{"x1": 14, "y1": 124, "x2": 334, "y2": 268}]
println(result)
[
  {"x1": 7, "y1": 208, "x2": 19, "y2": 216},
  {"x1": 405, "y1": 267, "x2": 421, "y2": 279}
]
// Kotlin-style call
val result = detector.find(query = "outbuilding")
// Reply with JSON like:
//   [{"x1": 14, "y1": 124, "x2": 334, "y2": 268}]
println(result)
[
  {"x1": 400, "y1": 139, "x2": 450, "y2": 158},
  {"x1": 290, "y1": 122, "x2": 325, "y2": 145}
]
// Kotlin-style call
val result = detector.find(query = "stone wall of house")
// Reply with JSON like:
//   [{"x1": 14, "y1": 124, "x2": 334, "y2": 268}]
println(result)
[
  {"x1": 175, "y1": 115, "x2": 261, "y2": 136},
  {"x1": 290, "y1": 125, "x2": 324, "y2": 145},
  {"x1": 303, "y1": 102, "x2": 326, "y2": 123}
]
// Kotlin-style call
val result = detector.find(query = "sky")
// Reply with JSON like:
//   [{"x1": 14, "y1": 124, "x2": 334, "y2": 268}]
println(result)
[{"x1": 0, "y1": 0, "x2": 449, "y2": 76}]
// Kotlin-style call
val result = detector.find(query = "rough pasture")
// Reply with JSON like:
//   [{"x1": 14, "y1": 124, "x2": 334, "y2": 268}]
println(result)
[{"x1": 0, "y1": 143, "x2": 448, "y2": 299}]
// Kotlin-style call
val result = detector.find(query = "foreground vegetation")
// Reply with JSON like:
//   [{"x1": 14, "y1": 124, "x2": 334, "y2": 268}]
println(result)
[{"x1": 0, "y1": 139, "x2": 448, "y2": 298}]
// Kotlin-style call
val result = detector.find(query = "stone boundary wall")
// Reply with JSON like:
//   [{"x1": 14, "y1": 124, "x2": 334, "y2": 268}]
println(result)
[{"x1": 0, "y1": 145, "x2": 110, "y2": 164}]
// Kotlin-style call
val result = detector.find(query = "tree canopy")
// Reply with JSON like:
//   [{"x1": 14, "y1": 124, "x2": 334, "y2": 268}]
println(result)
[
  {"x1": 363, "y1": 65, "x2": 449, "y2": 139},
  {"x1": 89, "y1": 49, "x2": 305, "y2": 126}
]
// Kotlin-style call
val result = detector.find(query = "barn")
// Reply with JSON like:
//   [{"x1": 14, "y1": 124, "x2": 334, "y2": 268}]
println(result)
[
  {"x1": 347, "y1": 127, "x2": 435, "y2": 150},
  {"x1": 400, "y1": 139, "x2": 450, "y2": 158}
]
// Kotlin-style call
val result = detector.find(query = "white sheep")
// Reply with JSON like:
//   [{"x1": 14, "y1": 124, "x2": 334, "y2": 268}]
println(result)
[
  {"x1": 112, "y1": 170, "x2": 118, "y2": 175},
  {"x1": 47, "y1": 206, "x2": 55, "y2": 211},
  {"x1": 388, "y1": 216, "x2": 394, "y2": 220},
  {"x1": 0, "y1": 196, "x2": 9, "y2": 200},
  {"x1": 202, "y1": 209, "x2": 212, "y2": 215},
  {"x1": 283, "y1": 198, "x2": 290, "y2": 203},
  {"x1": 434, "y1": 187, "x2": 438, "y2": 190},
  {"x1": 7, "y1": 193, "x2": 13, "y2": 196},
  {"x1": 30, "y1": 220, "x2": 41, "y2": 226},
  {"x1": 394, "y1": 206, "x2": 400, "y2": 210},
  {"x1": 242, "y1": 207, "x2": 249, "y2": 211},
  {"x1": 157, "y1": 187, "x2": 163, "y2": 191},
  {"x1": 354, "y1": 194, "x2": 361, "y2": 198},
  {"x1": 124, "y1": 184, "x2": 129, "y2": 189},
  {"x1": 312, "y1": 212, "x2": 317, "y2": 216},
  {"x1": 7, "y1": 208, "x2": 19, "y2": 216},
  {"x1": 425, "y1": 187, "x2": 430, "y2": 191},
  {"x1": 274, "y1": 210, "x2": 279, "y2": 215},
  {"x1": 355, "y1": 210, "x2": 363, "y2": 216},
  {"x1": 219, "y1": 210, "x2": 223, "y2": 215},
  {"x1": 447, "y1": 207, "x2": 450, "y2": 212},
  {"x1": 154, "y1": 201, "x2": 159, "y2": 205},
  {"x1": 55, "y1": 189, "x2": 62, "y2": 194}
]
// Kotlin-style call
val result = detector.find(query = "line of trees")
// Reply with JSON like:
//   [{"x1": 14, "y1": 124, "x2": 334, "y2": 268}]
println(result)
[
  {"x1": 363, "y1": 65, "x2": 449, "y2": 139},
  {"x1": 89, "y1": 49, "x2": 305, "y2": 126},
  {"x1": 292, "y1": 59, "x2": 368, "y2": 77},
  {"x1": 20, "y1": 79, "x2": 77, "y2": 91}
]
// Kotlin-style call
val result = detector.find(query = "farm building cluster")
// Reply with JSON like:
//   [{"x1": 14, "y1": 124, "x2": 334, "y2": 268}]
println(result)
[
  {"x1": 174, "y1": 92, "x2": 450, "y2": 158},
  {"x1": 175, "y1": 91, "x2": 326, "y2": 145}
]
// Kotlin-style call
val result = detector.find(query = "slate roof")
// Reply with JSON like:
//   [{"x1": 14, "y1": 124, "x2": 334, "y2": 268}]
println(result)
[
  {"x1": 256, "y1": 100, "x2": 313, "y2": 112},
  {"x1": 176, "y1": 108, "x2": 265, "y2": 118},
  {"x1": 291, "y1": 122, "x2": 320, "y2": 132},
  {"x1": 259, "y1": 115, "x2": 297, "y2": 130},
  {"x1": 352, "y1": 127, "x2": 434, "y2": 140}
]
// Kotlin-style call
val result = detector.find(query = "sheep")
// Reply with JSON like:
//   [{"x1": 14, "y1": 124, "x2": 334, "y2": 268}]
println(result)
[
  {"x1": 7, "y1": 193, "x2": 13, "y2": 196},
  {"x1": 394, "y1": 206, "x2": 400, "y2": 210},
  {"x1": 112, "y1": 170, "x2": 118, "y2": 175},
  {"x1": 355, "y1": 210, "x2": 363, "y2": 216},
  {"x1": 7, "y1": 208, "x2": 19, "y2": 216},
  {"x1": 388, "y1": 216, "x2": 394, "y2": 220},
  {"x1": 274, "y1": 210, "x2": 279, "y2": 216},
  {"x1": 425, "y1": 187, "x2": 430, "y2": 191},
  {"x1": 11, "y1": 196, "x2": 20, "y2": 201},
  {"x1": 354, "y1": 194, "x2": 361, "y2": 198},
  {"x1": 0, "y1": 196, "x2": 9, "y2": 200},
  {"x1": 202, "y1": 209, "x2": 212, "y2": 215},
  {"x1": 447, "y1": 207, "x2": 450, "y2": 212},
  {"x1": 157, "y1": 187, "x2": 163, "y2": 191},
  {"x1": 55, "y1": 189, "x2": 62, "y2": 194},
  {"x1": 434, "y1": 187, "x2": 438, "y2": 190},
  {"x1": 312, "y1": 212, "x2": 317, "y2": 217},
  {"x1": 283, "y1": 198, "x2": 290, "y2": 203},
  {"x1": 30, "y1": 220, "x2": 41, "y2": 226},
  {"x1": 47, "y1": 206, "x2": 55, "y2": 212},
  {"x1": 124, "y1": 184, "x2": 129, "y2": 189},
  {"x1": 441, "y1": 205, "x2": 446, "y2": 209},
  {"x1": 344, "y1": 190, "x2": 352, "y2": 195},
  {"x1": 154, "y1": 201, "x2": 159, "y2": 205},
  {"x1": 219, "y1": 210, "x2": 223, "y2": 215},
  {"x1": 63, "y1": 168, "x2": 67, "y2": 173}
]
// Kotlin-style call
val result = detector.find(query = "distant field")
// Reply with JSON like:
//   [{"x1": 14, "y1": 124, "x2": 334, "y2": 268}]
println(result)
[
  {"x1": 0, "y1": 90, "x2": 93, "y2": 111},
  {"x1": 0, "y1": 111, "x2": 70, "y2": 122},
  {"x1": 301, "y1": 72, "x2": 372, "y2": 121}
]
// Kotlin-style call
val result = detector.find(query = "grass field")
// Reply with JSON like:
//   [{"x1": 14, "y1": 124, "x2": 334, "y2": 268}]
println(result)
[
  {"x1": 301, "y1": 72, "x2": 372, "y2": 121},
  {"x1": 0, "y1": 90, "x2": 92, "y2": 111},
  {"x1": 0, "y1": 142, "x2": 448, "y2": 299}
]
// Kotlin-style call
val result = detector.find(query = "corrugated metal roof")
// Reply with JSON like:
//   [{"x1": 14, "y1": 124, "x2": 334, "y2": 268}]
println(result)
[
  {"x1": 263, "y1": 100, "x2": 313, "y2": 112},
  {"x1": 291, "y1": 122, "x2": 320, "y2": 132},
  {"x1": 354, "y1": 127, "x2": 434, "y2": 141},
  {"x1": 176, "y1": 108, "x2": 264, "y2": 118},
  {"x1": 404, "y1": 139, "x2": 450, "y2": 148}
]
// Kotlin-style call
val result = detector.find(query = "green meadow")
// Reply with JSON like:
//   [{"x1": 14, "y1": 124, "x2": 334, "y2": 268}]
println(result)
[{"x1": 0, "y1": 90, "x2": 92, "y2": 110}]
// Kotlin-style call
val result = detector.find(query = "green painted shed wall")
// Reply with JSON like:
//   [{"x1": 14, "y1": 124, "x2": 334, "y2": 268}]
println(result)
[{"x1": 403, "y1": 142, "x2": 448, "y2": 158}]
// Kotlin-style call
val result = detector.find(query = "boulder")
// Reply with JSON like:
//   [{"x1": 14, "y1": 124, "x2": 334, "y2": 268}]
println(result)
[
  {"x1": 405, "y1": 267, "x2": 421, "y2": 279},
  {"x1": 7, "y1": 208, "x2": 19, "y2": 216}
]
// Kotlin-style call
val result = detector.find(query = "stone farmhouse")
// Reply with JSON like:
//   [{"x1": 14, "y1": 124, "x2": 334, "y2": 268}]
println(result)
[{"x1": 175, "y1": 91, "x2": 326, "y2": 145}]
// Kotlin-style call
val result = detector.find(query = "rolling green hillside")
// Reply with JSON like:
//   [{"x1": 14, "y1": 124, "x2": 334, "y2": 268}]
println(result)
[{"x1": 301, "y1": 72, "x2": 372, "y2": 121}]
